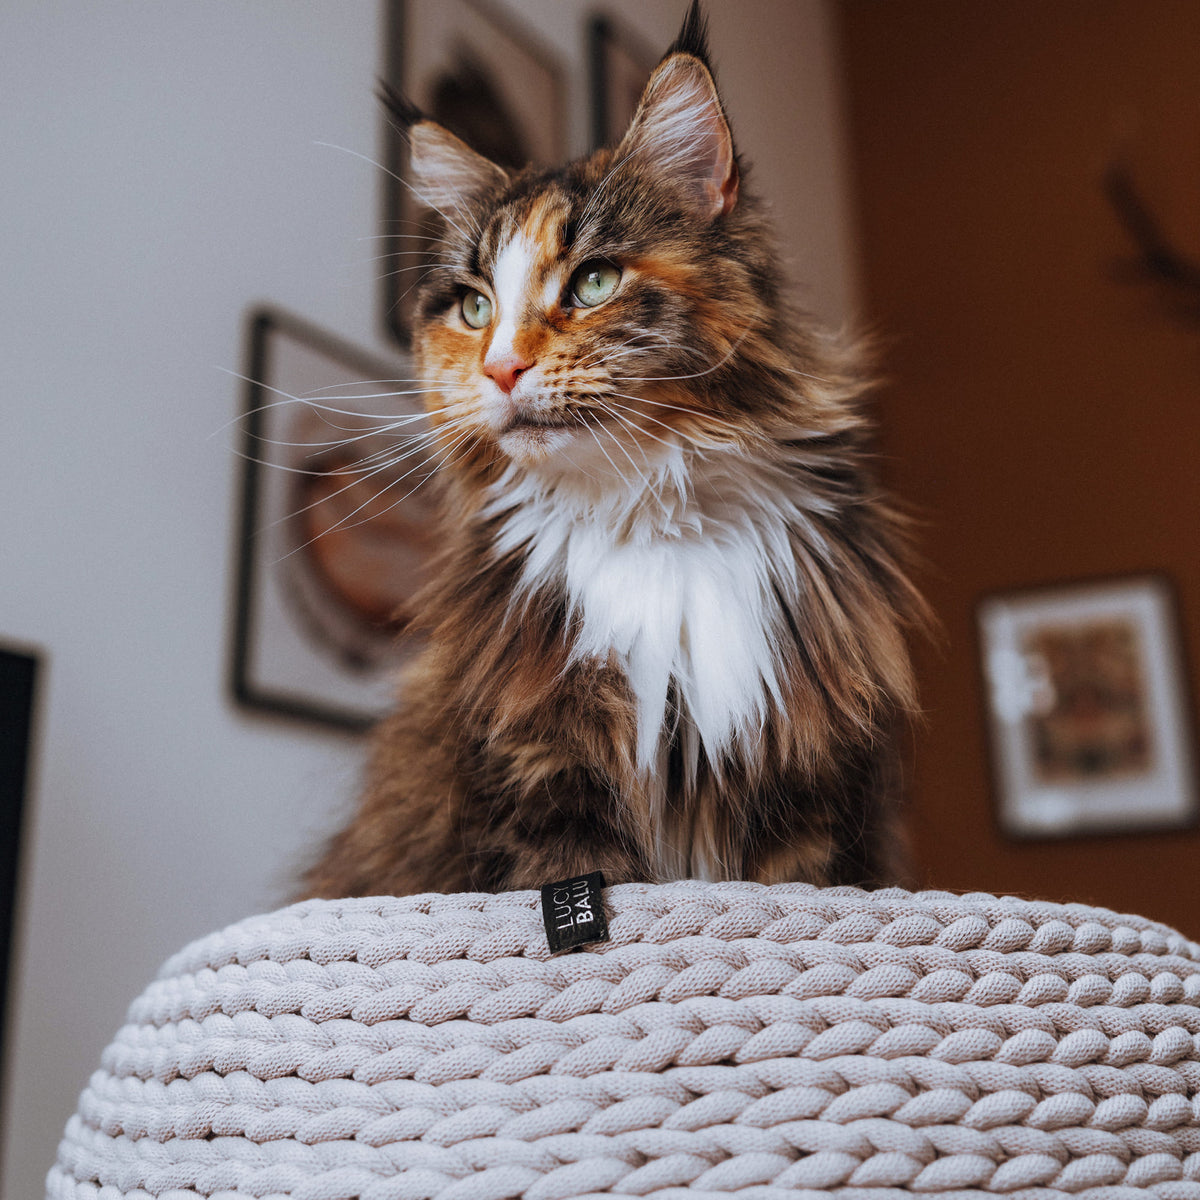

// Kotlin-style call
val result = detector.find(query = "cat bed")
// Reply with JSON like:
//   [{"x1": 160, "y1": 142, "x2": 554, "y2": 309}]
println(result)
[{"x1": 47, "y1": 881, "x2": 1200, "y2": 1200}]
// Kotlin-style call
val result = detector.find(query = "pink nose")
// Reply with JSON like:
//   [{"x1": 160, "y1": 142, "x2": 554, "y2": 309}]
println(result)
[{"x1": 484, "y1": 351, "x2": 532, "y2": 395}]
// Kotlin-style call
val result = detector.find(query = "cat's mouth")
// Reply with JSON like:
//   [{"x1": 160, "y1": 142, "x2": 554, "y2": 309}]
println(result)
[{"x1": 502, "y1": 415, "x2": 575, "y2": 434}]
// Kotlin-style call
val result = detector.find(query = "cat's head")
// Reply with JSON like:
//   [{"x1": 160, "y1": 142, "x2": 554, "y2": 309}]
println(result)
[{"x1": 391, "y1": 2, "x2": 787, "y2": 481}]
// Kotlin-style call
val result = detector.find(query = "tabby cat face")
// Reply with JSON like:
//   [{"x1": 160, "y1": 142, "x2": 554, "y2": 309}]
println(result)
[{"x1": 401, "y1": 42, "x2": 779, "y2": 477}]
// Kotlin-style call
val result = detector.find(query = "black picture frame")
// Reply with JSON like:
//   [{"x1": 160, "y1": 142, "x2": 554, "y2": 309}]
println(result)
[
  {"x1": 0, "y1": 643, "x2": 40, "y2": 1132},
  {"x1": 588, "y1": 13, "x2": 657, "y2": 151},
  {"x1": 229, "y1": 306, "x2": 437, "y2": 732},
  {"x1": 379, "y1": 0, "x2": 566, "y2": 347}
]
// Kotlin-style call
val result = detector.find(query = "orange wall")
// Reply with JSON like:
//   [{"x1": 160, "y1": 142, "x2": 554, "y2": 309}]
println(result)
[{"x1": 837, "y1": 1, "x2": 1200, "y2": 933}]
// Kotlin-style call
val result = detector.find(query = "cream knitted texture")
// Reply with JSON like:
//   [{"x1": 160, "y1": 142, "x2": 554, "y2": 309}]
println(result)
[{"x1": 46, "y1": 881, "x2": 1200, "y2": 1200}]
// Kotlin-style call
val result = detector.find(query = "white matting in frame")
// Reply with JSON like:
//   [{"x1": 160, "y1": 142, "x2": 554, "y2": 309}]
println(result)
[{"x1": 979, "y1": 574, "x2": 1197, "y2": 838}]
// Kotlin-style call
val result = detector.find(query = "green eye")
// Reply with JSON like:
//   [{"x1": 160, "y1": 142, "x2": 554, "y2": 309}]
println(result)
[
  {"x1": 460, "y1": 290, "x2": 493, "y2": 329},
  {"x1": 570, "y1": 259, "x2": 621, "y2": 308}
]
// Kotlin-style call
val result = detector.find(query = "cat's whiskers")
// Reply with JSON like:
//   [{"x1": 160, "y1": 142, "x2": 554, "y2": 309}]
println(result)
[
  {"x1": 235, "y1": 366, "x2": 479, "y2": 547},
  {"x1": 360, "y1": 230, "x2": 451, "y2": 243},
  {"x1": 619, "y1": 328, "x2": 752, "y2": 384},
  {"x1": 579, "y1": 419, "x2": 635, "y2": 495},
  {"x1": 213, "y1": 369, "x2": 465, "y2": 433},
  {"x1": 595, "y1": 396, "x2": 684, "y2": 451},
  {"x1": 350, "y1": 224, "x2": 459, "y2": 273},
  {"x1": 345, "y1": 425, "x2": 452, "y2": 472},
  {"x1": 275, "y1": 451, "x2": 439, "y2": 560},
  {"x1": 569, "y1": 409, "x2": 684, "y2": 522},
  {"x1": 264, "y1": 402, "x2": 445, "y2": 441},
  {"x1": 242, "y1": 414, "x2": 459, "y2": 488},
  {"x1": 315, "y1": 139, "x2": 482, "y2": 245},
  {"x1": 606, "y1": 391, "x2": 738, "y2": 510},
  {"x1": 371, "y1": 257, "x2": 463, "y2": 278},
  {"x1": 302, "y1": 377, "x2": 465, "y2": 398},
  {"x1": 575, "y1": 331, "x2": 673, "y2": 372},
  {"x1": 593, "y1": 411, "x2": 657, "y2": 492},
  {"x1": 576, "y1": 144, "x2": 641, "y2": 234},
  {"x1": 217, "y1": 393, "x2": 468, "y2": 469},
  {"x1": 388, "y1": 259, "x2": 465, "y2": 305},
  {"x1": 272, "y1": 416, "x2": 479, "y2": 554},
  {"x1": 580, "y1": 328, "x2": 672, "y2": 360},
  {"x1": 246, "y1": 425, "x2": 419, "y2": 456},
  {"x1": 608, "y1": 390, "x2": 706, "y2": 420}
]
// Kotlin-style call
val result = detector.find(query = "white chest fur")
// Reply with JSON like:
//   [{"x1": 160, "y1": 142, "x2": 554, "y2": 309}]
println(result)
[{"x1": 490, "y1": 447, "x2": 801, "y2": 776}]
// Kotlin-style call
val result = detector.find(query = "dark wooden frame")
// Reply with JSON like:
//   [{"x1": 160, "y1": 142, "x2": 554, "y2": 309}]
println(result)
[
  {"x1": 976, "y1": 573, "x2": 1198, "y2": 840},
  {"x1": 229, "y1": 306, "x2": 427, "y2": 732},
  {"x1": 587, "y1": 13, "x2": 657, "y2": 151},
  {"x1": 0, "y1": 642, "x2": 41, "y2": 1137}
]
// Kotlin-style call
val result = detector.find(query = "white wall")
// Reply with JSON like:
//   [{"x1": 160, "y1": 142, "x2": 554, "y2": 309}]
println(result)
[{"x1": 0, "y1": 3, "x2": 857, "y2": 1197}]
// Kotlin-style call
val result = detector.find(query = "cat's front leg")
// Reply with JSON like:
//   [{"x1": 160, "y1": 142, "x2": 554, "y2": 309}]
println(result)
[{"x1": 464, "y1": 753, "x2": 653, "y2": 891}]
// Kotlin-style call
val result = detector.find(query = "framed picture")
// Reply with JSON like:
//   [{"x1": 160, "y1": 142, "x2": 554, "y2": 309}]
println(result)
[
  {"x1": 380, "y1": 0, "x2": 566, "y2": 346},
  {"x1": 588, "y1": 13, "x2": 657, "y2": 150},
  {"x1": 230, "y1": 307, "x2": 440, "y2": 731},
  {"x1": 0, "y1": 642, "x2": 40, "y2": 1116},
  {"x1": 978, "y1": 575, "x2": 1197, "y2": 838}
]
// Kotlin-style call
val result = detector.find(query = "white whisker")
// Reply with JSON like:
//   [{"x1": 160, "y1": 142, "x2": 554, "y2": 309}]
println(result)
[
  {"x1": 314, "y1": 139, "x2": 481, "y2": 245},
  {"x1": 596, "y1": 397, "x2": 681, "y2": 450},
  {"x1": 270, "y1": 421, "x2": 468, "y2": 548},
  {"x1": 620, "y1": 329, "x2": 751, "y2": 383},
  {"x1": 609, "y1": 390, "x2": 700, "y2": 418},
  {"x1": 581, "y1": 419, "x2": 630, "y2": 490}
]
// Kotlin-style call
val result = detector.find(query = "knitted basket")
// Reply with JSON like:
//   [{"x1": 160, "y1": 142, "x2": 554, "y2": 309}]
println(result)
[{"x1": 47, "y1": 881, "x2": 1200, "y2": 1200}]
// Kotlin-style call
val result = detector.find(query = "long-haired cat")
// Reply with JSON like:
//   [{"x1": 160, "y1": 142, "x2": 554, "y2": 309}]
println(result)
[{"x1": 304, "y1": 3, "x2": 924, "y2": 898}]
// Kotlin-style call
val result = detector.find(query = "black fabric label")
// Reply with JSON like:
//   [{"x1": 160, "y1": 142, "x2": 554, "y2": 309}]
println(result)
[{"x1": 541, "y1": 871, "x2": 609, "y2": 953}]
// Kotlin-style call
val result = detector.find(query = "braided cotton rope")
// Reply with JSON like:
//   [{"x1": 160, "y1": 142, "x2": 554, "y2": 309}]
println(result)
[{"x1": 47, "y1": 881, "x2": 1200, "y2": 1200}]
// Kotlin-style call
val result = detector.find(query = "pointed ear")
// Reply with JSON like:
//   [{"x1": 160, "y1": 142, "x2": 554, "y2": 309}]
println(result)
[
  {"x1": 408, "y1": 121, "x2": 509, "y2": 215},
  {"x1": 616, "y1": 51, "x2": 738, "y2": 221},
  {"x1": 379, "y1": 83, "x2": 508, "y2": 218}
]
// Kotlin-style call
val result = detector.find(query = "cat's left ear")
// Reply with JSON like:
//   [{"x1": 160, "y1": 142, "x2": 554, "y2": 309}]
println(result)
[{"x1": 616, "y1": 6, "x2": 738, "y2": 220}]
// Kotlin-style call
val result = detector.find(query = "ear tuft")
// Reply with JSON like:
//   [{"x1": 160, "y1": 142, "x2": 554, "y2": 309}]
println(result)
[
  {"x1": 377, "y1": 81, "x2": 425, "y2": 131},
  {"x1": 664, "y1": 0, "x2": 713, "y2": 68}
]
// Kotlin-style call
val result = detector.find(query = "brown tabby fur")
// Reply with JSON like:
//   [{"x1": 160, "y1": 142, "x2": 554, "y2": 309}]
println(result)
[{"x1": 303, "y1": 3, "x2": 926, "y2": 899}]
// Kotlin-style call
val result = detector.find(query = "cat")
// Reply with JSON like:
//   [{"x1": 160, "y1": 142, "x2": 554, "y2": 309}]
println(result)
[{"x1": 303, "y1": 2, "x2": 925, "y2": 898}]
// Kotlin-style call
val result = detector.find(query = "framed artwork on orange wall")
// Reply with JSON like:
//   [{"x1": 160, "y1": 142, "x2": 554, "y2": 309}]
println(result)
[{"x1": 978, "y1": 575, "x2": 1198, "y2": 839}]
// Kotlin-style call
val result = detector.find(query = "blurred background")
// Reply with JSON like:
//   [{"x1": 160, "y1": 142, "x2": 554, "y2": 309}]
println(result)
[{"x1": 2, "y1": 2, "x2": 1198, "y2": 1196}]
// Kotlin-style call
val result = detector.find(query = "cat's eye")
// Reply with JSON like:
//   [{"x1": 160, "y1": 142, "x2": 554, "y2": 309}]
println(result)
[
  {"x1": 460, "y1": 290, "x2": 493, "y2": 329},
  {"x1": 569, "y1": 259, "x2": 622, "y2": 308}
]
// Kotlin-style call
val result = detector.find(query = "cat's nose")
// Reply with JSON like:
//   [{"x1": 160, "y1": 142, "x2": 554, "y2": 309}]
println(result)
[{"x1": 484, "y1": 351, "x2": 532, "y2": 395}]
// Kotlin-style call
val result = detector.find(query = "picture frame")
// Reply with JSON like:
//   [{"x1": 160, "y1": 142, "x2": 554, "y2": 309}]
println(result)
[
  {"x1": 0, "y1": 642, "x2": 40, "y2": 1119},
  {"x1": 379, "y1": 0, "x2": 566, "y2": 347},
  {"x1": 588, "y1": 13, "x2": 657, "y2": 150},
  {"x1": 978, "y1": 574, "x2": 1198, "y2": 838},
  {"x1": 230, "y1": 307, "x2": 440, "y2": 731}
]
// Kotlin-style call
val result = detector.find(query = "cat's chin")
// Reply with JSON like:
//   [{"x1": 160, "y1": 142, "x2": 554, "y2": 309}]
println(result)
[{"x1": 496, "y1": 423, "x2": 578, "y2": 464}]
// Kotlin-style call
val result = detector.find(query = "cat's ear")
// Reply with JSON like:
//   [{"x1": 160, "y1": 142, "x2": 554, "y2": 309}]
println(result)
[
  {"x1": 616, "y1": 3, "x2": 738, "y2": 220},
  {"x1": 379, "y1": 83, "x2": 508, "y2": 217}
]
